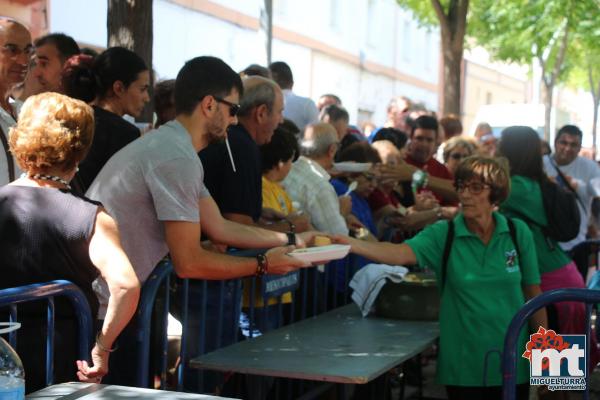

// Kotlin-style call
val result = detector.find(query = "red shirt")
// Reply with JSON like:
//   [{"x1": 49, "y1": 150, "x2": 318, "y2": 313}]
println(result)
[{"x1": 405, "y1": 155, "x2": 455, "y2": 205}]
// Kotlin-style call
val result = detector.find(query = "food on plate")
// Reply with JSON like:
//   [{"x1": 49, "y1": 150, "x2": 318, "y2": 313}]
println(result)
[{"x1": 314, "y1": 236, "x2": 332, "y2": 246}]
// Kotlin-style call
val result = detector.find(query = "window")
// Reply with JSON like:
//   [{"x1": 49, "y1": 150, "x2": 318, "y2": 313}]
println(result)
[{"x1": 402, "y1": 20, "x2": 411, "y2": 62}]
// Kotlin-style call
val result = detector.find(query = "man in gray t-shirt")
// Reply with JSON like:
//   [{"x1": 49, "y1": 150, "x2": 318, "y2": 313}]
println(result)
[{"x1": 87, "y1": 57, "x2": 314, "y2": 317}]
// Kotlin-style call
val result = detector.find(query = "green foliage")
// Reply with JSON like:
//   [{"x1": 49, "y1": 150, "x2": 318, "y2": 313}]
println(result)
[{"x1": 396, "y1": 0, "x2": 441, "y2": 27}]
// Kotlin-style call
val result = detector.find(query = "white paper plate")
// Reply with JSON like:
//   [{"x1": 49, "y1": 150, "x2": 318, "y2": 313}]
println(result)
[
  {"x1": 333, "y1": 162, "x2": 372, "y2": 173},
  {"x1": 288, "y1": 244, "x2": 351, "y2": 263}
]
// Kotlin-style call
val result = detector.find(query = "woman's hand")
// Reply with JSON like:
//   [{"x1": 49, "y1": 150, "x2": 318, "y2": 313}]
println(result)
[{"x1": 76, "y1": 345, "x2": 109, "y2": 383}]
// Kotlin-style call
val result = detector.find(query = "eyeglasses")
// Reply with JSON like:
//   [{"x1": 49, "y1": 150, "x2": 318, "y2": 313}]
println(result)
[
  {"x1": 455, "y1": 181, "x2": 490, "y2": 194},
  {"x1": 213, "y1": 96, "x2": 240, "y2": 117},
  {"x1": 449, "y1": 153, "x2": 468, "y2": 160}
]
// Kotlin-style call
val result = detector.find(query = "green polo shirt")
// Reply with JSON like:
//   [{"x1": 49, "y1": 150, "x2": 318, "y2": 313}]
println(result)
[
  {"x1": 500, "y1": 175, "x2": 571, "y2": 274},
  {"x1": 406, "y1": 212, "x2": 540, "y2": 386}
]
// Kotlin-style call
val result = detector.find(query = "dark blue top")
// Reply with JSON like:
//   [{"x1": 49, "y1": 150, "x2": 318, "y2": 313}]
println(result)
[
  {"x1": 199, "y1": 124, "x2": 262, "y2": 222},
  {"x1": 331, "y1": 179, "x2": 377, "y2": 235}
]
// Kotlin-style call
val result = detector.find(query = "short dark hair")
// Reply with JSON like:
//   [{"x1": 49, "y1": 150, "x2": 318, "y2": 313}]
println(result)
[
  {"x1": 320, "y1": 93, "x2": 342, "y2": 105},
  {"x1": 34, "y1": 33, "x2": 80, "y2": 63},
  {"x1": 268, "y1": 61, "x2": 293, "y2": 89},
  {"x1": 439, "y1": 114, "x2": 463, "y2": 138},
  {"x1": 372, "y1": 127, "x2": 408, "y2": 150},
  {"x1": 337, "y1": 142, "x2": 381, "y2": 164},
  {"x1": 154, "y1": 79, "x2": 176, "y2": 127},
  {"x1": 556, "y1": 124, "x2": 583, "y2": 143},
  {"x1": 497, "y1": 125, "x2": 545, "y2": 182},
  {"x1": 175, "y1": 56, "x2": 243, "y2": 115},
  {"x1": 241, "y1": 64, "x2": 271, "y2": 78},
  {"x1": 260, "y1": 125, "x2": 300, "y2": 173},
  {"x1": 411, "y1": 115, "x2": 439, "y2": 137},
  {"x1": 454, "y1": 156, "x2": 511, "y2": 205},
  {"x1": 320, "y1": 104, "x2": 349, "y2": 123},
  {"x1": 63, "y1": 47, "x2": 148, "y2": 102}
]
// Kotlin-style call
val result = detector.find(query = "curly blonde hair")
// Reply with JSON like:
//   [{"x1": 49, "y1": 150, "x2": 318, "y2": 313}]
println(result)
[{"x1": 9, "y1": 92, "x2": 94, "y2": 173}]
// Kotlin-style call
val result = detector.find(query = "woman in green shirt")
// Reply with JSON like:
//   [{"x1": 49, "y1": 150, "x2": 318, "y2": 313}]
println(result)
[
  {"x1": 497, "y1": 126, "x2": 598, "y2": 367},
  {"x1": 336, "y1": 156, "x2": 546, "y2": 399}
]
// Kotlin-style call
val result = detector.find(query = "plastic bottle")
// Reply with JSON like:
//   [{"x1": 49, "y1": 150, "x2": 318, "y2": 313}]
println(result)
[{"x1": 0, "y1": 322, "x2": 25, "y2": 400}]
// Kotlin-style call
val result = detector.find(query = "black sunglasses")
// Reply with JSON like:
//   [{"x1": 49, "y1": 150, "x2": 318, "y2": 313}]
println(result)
[{"x1": 213, "y1": 96, "x2": 240, "y2": 117}]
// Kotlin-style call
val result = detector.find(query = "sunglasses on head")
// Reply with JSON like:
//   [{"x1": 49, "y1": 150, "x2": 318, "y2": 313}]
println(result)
[{"x1": 213, "y1": 96, "x2": 240, "y2": 117}]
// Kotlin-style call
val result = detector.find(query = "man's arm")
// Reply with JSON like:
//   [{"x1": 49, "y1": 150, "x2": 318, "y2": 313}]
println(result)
[
  {"x1": 377, "y1": 164, "x2": 458, "y2": 203},
  {"x1": 165, "y1": 218, "x2": 307, "y2": 279},
  {"x1": 201, "y1": 196, "x2": 317, "y2": 248},
  {"x1": 426, "y1": 175, "x2": 459, "y2": 203}
]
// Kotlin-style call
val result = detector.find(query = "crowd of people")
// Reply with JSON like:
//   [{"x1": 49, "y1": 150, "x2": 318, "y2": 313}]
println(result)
[{"x1": 1, "y1": 16, "x2": 600, "y2": 400}]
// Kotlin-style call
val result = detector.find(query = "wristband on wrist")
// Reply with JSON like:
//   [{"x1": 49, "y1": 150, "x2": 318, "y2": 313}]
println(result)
[
  {"x1": 95, "y1": 332, "x2": 117, "y2": 353},
  {"x1": 286, "y1": 231, "x2": 296, "y2": 246},
  {"x1": 256, "y1": 253, "x2": 268, "y2": 276}
]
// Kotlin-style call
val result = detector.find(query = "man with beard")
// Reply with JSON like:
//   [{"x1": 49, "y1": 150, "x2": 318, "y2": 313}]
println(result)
[
  {"x1": 0, "y1": 18, "x2": 32, "y2": 185},
  {"x1": 87, "y1": 57, "x2": 316, "y2": 386}
]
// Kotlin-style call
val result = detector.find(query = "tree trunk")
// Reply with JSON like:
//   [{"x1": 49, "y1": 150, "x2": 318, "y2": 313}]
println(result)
[
  {"x1": 107, "y1": 0, "x2": 154, "y2": 124},
  {"x1": 589, "y1": 63, "x2": 600, "y2": 153},
  {"x1": 431, "y1": 0, "x2": 468, "y2": 116},
  {"x1": 543, "y1": 81, "x2": 553, "y2": 142},
  {"x1": 441, "y1": 39, "x2": 462, "y2": 116}
]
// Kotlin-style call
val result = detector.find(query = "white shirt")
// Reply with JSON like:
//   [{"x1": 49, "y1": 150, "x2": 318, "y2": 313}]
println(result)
[
  {"x1": 282, "y1": 89, "x2": 319, "y2": 134},
  {"x1": 543, "y1": 154, "x2": 600, "y2": 250},
  {"x1": 282, "y1": 156, "x2": 348, "y2": 235},
  {"x1": 0, "y1": 98, "x2": 23, "y2": 186}
]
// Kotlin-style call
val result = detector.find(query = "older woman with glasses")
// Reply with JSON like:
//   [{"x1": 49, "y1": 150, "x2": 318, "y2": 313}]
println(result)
[
  {"x1": 442, "y1": 136, "x2": 478, "y2": 176},
  {"x1": 335, "y1": 155, "x2": 546, "y2": 400},
  {"x1": 1, "y1": 92, "x2": 140, "y2": 392}
]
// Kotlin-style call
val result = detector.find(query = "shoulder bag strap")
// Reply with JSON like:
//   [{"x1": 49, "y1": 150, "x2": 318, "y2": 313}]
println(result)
[
  {"x1": 549, "y1": 157, "x2": 586, "y2": 214},
  {"x1": 441, "y1": 219, "x2": 455, "y2": 292},
  {"x1": 0, "y1": 124, "x2": 15, "y2": 182}
]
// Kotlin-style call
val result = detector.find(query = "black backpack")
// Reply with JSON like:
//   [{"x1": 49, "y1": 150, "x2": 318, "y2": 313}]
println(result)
[
  {"x1": 441, "y1": 218, "x2": 520, "y2": 291},
  {"x1": 539, "y1": 178, "x2": 581, "y2": 242}
]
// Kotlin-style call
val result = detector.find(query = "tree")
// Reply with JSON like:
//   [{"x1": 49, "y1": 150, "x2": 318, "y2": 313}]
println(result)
[
  {"x1": 397, "y1": 0, "x2": 469, "y2": 117},
  {"x1": 470, "y1": 0, "x2": 584, "y2": 141},
  {"x1": 565, "y1": 7, "x2": 600, "y2": 151},
  {"x1": 107, "y1": 0, "x2": 154, "y2": 123}
]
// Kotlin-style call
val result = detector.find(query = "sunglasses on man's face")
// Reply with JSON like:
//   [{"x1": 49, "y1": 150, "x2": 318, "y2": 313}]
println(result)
[{"x1": 213, "y1": 96, "x2": 240, "y2": 117}]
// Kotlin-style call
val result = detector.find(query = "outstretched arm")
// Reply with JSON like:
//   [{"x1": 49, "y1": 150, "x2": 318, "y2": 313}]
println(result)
[{"x1": 334, "y1": 235, "x2": 417, "y2": 266}]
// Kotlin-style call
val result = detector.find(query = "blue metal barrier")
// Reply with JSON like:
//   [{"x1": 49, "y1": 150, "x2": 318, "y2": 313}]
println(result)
[
  {"x1": 132, "y1": 251, "x2": 361, "y2": 394},
  {"x1": 502, "y1": 288, "x2": 600, "y2": 400},
  {"x1": 0, "y1": 280, "x2": 93, "y2": 387}
]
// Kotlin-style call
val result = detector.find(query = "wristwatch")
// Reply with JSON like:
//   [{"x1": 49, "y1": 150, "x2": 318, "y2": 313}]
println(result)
[{"x1": 286, "y1": 231, "x2": 296, "y2": 246}]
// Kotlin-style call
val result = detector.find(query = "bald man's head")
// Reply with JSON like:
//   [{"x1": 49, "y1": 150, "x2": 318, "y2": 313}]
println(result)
[{"x1": 0, "y1": 18, "x2": 32, "y2": 92}]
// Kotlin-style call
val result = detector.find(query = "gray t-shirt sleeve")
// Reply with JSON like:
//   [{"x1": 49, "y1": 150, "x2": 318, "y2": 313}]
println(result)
[{"x1": 145, "y1": 157, "x2": 209, "y2": 222}]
